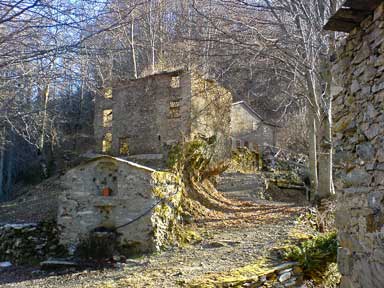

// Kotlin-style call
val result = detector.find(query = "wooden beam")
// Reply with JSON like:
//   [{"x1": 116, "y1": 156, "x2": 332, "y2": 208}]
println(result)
[
  {"x1": 324, "y1": 19, "x2": 358, "y2": 33},
  {"x1": 324, "y1": 0, "x2": 384, "y2": 32},
  {"x1": 344, "y1": 0, "x2": 384, "y2": 11}
]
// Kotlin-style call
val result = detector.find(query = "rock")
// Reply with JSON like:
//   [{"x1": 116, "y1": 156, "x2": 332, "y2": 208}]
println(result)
[
  {"x1": 220, "y1": 240, "x2": 242, "y2": 246},
  {"x1": 356, "y1": 142, "x2": 375, "y2": 161},
  {"x1": 338, "y1": 247, "x2": 352, "y2": 275},
  {"x1": 363, "y1": 123, "x2": 381, "y2": 140},
  {"x1": 351, "y1": 80, "x2": 361, "y2": 93},
  {"x1": 334, "y1": 114, "x2": 355, "y2": 133},
  {"x1": 124, "y1": 259, "x2": 145, "y2": 267},
  {"x1": 283, "y1": 278, "x2": 297, "y2": 287},
  {"x1": 373, "y1": 81, "x2": 384, "y2": 93},
  {"x1": 112, "y1": 255, "x2": 121, "y2": 262},
  {"x1": 364, "y1": 104, "x2": 379, "y2": 121},
  {"x1": 278, "y1": 268, "x2": 293, "y2": 275},
  {"x1": 343, "y1": 168, "x2": 372, "y2": 187},
  {"x1": 352, "y1": 42, "x2": 370, "y2": 64},
  {"x1": 271, "y1": 262, "x2": 298, "y2": 273},
  {"x1": 31, "y1": 270, "x2": 44, "y2": 276},
  {"x1": 40, "y1": 259, "x2": 78, "y2": 271},
  {"x1": 0, "y1": 261, "x2": 12, "y2": 268},
  {"x1": 113, "y1": 262, "x2": 124, "y2": 269},
  {"x1": 203, "y1": 241, "x2": 226, "y2": 248},
  {"x1": 361, "y1": 66, "x2": 377, "y2": 83},
  {"x1": 278, "y1": 272, "x2": 292, "y2": 282}
]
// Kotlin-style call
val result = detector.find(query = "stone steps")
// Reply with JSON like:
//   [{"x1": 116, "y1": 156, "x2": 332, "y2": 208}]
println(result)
[{"x1": 216, "y1": 173, "x2": 267, "y2": 201}]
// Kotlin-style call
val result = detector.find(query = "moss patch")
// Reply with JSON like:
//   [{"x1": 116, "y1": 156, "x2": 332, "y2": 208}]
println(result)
[
  {"x1": 228, "y1": 148, "x2": 260, "y2": 173},
  {"x1": 187, "y1": 258, "x2": 273, "y2": 288}
]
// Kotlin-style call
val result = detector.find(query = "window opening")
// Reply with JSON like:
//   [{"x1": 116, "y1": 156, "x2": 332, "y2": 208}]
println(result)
[
  {"x1": 104, "y1": 87, "x2": 112, "y2": 99},
  {"x1": 119, "y1": 137, "x2": 129, "y2": 156},
  {"x1": 169, "y1": 100, "x2": 181, "y2": 118},
  {"x1": 103, "y1": 109, "x2": 113, "y2": 127},
  {"x1": 102, "y1": 132, "x2": 112, "y2": 153},
  {"x1": 170, "y1": 76, "x2": 180, "y2": 88}
]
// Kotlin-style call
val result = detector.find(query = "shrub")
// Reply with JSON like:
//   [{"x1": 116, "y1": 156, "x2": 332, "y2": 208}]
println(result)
[{"x1": 283, "y1": 232, "x2": 338, "y2": 282}]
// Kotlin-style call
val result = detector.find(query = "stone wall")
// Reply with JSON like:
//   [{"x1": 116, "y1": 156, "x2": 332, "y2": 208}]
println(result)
[
  {"x1": 332, "y1": 3, "x2": 384, "y2": 287},
  {"x1": 94, "y1": 70, "x2": 191, "y2": 157},
  {"x1": 0, "y1": 222, "x2": 64, "y2": 264},
  {"x1": 58, "y1": 156, "x2": 183, "y2": 256}
]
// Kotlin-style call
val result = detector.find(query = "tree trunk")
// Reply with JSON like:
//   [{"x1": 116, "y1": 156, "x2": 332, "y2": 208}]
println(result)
[
  {"x1": 5, "y1": 129, "x2": 14, "y2": 200},
  {"x1": 0, "y1": 127, "x2": 5, "y2": 201},
  {"x1": 307, "y1": 109, "x2": 318, "y2": 202},
  {"x1": 305, "y1": 72, "x2": 320, "y2": 202},
  {"x1": 148, "y1": 0, "x2": 155, "y2": 73},
  {"x1": 317, "y1": 1, "x2": 337, "y2": 200},
  {"x1": 131, "y1": 13, "x2": 138, "y2": 79},
  {"x1": 39, "y1": 84, "x2": 50, "y2": 150},
  {"x1": 39, "y1": 84, "x2": 50, "y2": 178},
  {"x1": 317, "y1": 57, "x2": 335, "y2": 200}
]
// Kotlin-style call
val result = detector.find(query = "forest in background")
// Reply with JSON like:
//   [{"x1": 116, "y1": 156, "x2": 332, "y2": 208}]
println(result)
[{"x1": 0, "y1": 0, "x2": 343, "y2": 201}]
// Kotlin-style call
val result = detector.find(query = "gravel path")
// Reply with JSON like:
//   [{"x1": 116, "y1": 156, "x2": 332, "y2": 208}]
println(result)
[{"x1": 0, "y1": 202, "x2": 304, "y2": 288}]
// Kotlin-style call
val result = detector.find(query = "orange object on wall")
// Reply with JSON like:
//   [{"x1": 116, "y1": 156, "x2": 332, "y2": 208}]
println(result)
[{"x1": 102, "y1": 187, "x2": 112, "y2": 197}]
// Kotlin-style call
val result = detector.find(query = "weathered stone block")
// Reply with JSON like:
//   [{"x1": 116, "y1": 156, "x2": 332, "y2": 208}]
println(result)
[
  {"x1": 350, "y1": 80, "x2": 361, "y2": 94},
  {"x1": 338, "y1": 247, "x2": 352, "y2": 276},
  {"x1": 342, "y1": 168, "x2": 372, "y2": 188},
  {"x1": 362, "y1": 123, "x2": 381, "y2": 140},
  {"x1": 356, "y1": 142, "x2": 375, "y2": 161},
  {"x1": 351, "y1": 42, "x2": 371, "y2": 64},
  {"x1": 340, "y1": 275, "x2": 356, "y2": 288},
  {"x1": 339, "y1": 232, "x2": 365, "y2": 253},
  {"x1": 334, "y1": 114, "x2": 355, "y2": 133}
]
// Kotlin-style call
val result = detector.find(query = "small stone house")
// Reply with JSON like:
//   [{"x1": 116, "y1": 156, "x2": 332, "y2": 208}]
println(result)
[
  {"x1": 94, "y1": 69, "x2": 232, "y2": 166},
  {"x1": 230, "y1": 101, "x2": 278, "y2": 152},
  {"x1": 325, "y1": 1, "x2": 384, "y2": 287},
  {"x1": 58, "y1": 156, "x2": 183, "y2": 255}
]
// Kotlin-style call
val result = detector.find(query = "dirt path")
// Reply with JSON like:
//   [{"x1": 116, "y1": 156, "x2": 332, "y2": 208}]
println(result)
[{"x1": 0, "y1": 201, "x2": 304, "y2": 288}]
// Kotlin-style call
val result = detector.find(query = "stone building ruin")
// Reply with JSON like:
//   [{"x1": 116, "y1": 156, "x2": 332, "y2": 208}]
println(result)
[
  {"x1": 326, "y1": 1, "x2": 384, "y2": 287},
  {"x1": 94, "y1": 69, "x2": 233, "y2": 167},
  {"x1": 58, "y1": 156, "x2": 183, "y2": 256}
]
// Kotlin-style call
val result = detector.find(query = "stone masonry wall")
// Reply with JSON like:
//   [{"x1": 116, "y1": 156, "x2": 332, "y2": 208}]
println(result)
[
  {"x1": 332, "y1": 3, "x2": 384, "y2": 288},
  {"x1": 94, "y1": 69, "x2": 232, "y2": 166},
  {"x1": 94, "y1": 70, "x2": 192, "y2": 157},
  {"x1": 230, "y1": 103, "x2": 276, "y2": 151},
  {"x1": 0, "y1": 222, "x2": 64, "y2": 264},
  {"x1": 58, "y1": 156, "x2": 183, "y2": 256}
]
